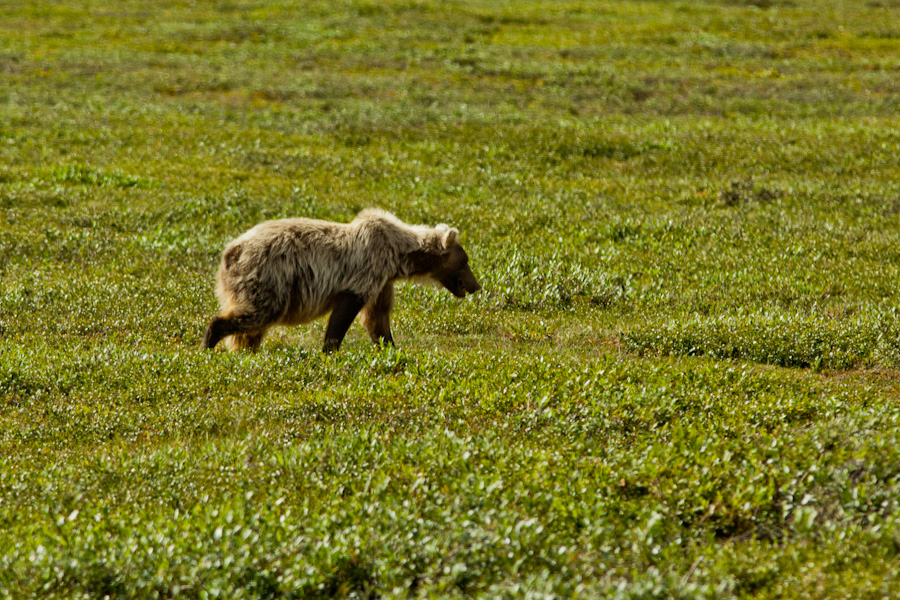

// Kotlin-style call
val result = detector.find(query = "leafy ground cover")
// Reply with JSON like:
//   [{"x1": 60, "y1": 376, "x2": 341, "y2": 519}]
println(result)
[{"x1": 3, "y1": 0, "x2": 900, "y2": 597}]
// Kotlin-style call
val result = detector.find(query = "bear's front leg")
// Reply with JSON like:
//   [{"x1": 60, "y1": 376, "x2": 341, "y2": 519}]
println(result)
[
  {"x1": 360, "y1": 282, "x2": 395, "y2": 347},
  {"x1": 323, "y1": 291, "x2": 366, "y2": 353}
]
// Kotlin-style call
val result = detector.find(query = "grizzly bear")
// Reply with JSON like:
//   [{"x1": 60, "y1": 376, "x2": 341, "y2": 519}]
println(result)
[{"x1": 202, "y1": 209, "x2": 481, "y2": 353}]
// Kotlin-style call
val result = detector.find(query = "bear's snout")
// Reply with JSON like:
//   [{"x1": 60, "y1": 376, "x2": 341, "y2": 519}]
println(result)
[{"x1": 460, "y1": 270, "x2": 481, "y2": 296}]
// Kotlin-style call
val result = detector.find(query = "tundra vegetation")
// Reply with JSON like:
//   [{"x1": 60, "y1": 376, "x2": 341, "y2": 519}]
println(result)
[{"x1": 2, "y1": 0, "x2": 900, "y2": 597}]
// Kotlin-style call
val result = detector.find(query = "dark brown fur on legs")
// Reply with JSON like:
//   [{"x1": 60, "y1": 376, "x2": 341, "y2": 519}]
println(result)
[
  {"x1": 202, "y1": 316, "x2": 236, "y2": 350},
  {"x1": 322, "y1": 291, "x2": 366, "y2": 353},
  {"x1": 360, "y1": 282, "x2": 395, "y2": 346},
  {"x1": 202, "y1": 311, "x2": 273, "y2": 351}
]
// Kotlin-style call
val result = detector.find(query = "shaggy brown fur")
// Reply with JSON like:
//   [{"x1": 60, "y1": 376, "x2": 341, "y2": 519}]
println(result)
[{"x1": 202, "y1": 209, "x2": 481, "y2": 352}]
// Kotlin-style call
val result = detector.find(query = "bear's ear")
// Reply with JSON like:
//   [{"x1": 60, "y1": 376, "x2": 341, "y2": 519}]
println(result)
[
  {"x1": 430, "y1": 224, "x2": 458, "y2": 251},
  {"x1": 435, "y1": 224, "x2": 458, "y2": 249}
]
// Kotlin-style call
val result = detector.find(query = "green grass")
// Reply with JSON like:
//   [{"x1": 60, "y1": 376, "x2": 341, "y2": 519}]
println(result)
[{"x1": 3, "y1": 0, "x2": 900, "y2": 597}]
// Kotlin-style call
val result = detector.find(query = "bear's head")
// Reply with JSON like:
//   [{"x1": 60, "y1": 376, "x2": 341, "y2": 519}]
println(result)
[{"x1": 414, "y1": 224, "x2": 481, "y2": 298}]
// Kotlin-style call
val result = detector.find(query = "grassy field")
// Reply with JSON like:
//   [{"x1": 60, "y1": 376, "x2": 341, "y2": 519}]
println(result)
[{"x1": 3, "y1": 0, "x2": 900, "y2": 597}]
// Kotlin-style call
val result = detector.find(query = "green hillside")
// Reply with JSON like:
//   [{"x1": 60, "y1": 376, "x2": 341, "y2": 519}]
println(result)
[{"x1": 2, "y1": 0, "x2": 900, "y2": 597}]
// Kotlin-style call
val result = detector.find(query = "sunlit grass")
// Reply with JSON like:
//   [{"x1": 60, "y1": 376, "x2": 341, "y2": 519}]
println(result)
[{"x1": 3, "y1": 0, "x2": 900, "y2": 597}]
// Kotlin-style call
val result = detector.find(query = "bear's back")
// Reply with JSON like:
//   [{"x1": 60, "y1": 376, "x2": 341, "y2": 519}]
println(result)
[{"x1": 234, "y1": 217, "x2": 349, "y2": 250}]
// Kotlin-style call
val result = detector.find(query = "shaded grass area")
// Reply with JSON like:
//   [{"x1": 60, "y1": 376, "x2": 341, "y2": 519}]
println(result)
[{"x1": 3, "y1": 0, "x2": 900, "y2": 596}]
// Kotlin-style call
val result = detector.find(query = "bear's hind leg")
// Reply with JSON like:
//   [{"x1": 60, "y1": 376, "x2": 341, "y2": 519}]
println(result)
[
  {"x1": 202, "y1": 316, "x2": 237, "y2": 350},
  {"x1": 204, "y1": 285, "x2": 287, "y2": 351},
  {"x1": 202, "y1": 310, "x2": 276, "y2": 351}
]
